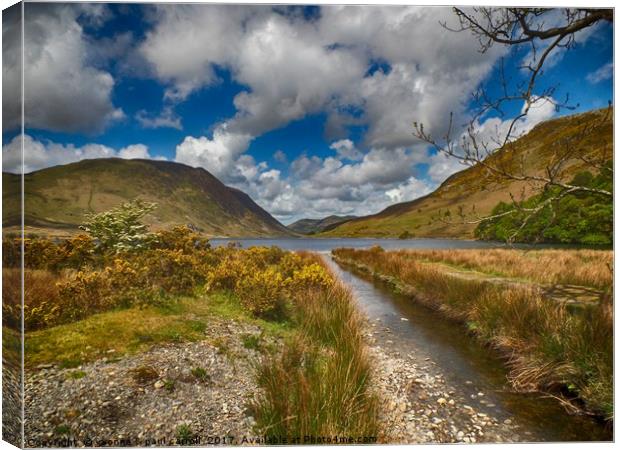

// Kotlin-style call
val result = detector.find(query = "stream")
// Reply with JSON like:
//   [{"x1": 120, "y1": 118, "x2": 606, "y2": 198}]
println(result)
[
  {"x1": 323, "y1": 255, "x2": 612, "y2": 442},
  {"x1": 212, "y1": 239, "x2": 611, "y2": 442}
]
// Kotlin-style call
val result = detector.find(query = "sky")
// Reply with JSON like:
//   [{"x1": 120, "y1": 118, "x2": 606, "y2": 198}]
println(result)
[{"x1": 1, "y1": 3, "x2": 614, "y2": 224}]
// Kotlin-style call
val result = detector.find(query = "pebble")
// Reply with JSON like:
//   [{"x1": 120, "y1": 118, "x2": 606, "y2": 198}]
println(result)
[{"x1": 25, "y1": 319, "x2": 270, "y2": 445}]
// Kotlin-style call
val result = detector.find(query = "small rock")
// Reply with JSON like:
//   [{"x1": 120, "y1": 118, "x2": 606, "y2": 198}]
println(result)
[{"x1": 154, "y1": 380, "x2": 165, "y2": 389}]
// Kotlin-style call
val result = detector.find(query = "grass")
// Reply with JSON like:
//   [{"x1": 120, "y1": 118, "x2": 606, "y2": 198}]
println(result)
[
  {"x1": 54, "y1": 425, "x2": 71, "y2": 436},
  {"x1": 391, "y1": 248, "x2": 613, "y2": 290},
  {"x1": 191, "y1": 367, "x2": 210, "y2": 382},
  {"x1": 241, "y1": 333, "x2": 262, "y2": 351},
  {"x1": 253, "y1": 254, "x2": 379, "y2": 438},
  {"x1": 67, "y1": 370, "x2": 87, "y2": 380},
  {"x1": 20, "y1": 242, "x2": 379, "y2": 439},
  {"x1": 175, "y1": 424, "x2": 195, "y2": 442},
  {"x1": 333, "y1": 247, "x2": 613, "y2": 420},
  {"x1": 25, "y1": 291, "x2": 291, "y2": 369}
]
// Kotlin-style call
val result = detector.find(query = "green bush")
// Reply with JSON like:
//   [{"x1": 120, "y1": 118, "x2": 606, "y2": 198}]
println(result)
[
  {"x1": 80, "y1": 199, "x2": 157, "y2": 253},
  {"x1": 476, "y1": 165, "x2": 612, "y2": 245}
]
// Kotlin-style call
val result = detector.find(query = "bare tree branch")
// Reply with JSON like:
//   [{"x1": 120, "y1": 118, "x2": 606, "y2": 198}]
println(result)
[{"x1": 413, "y1": 8, "x2": 613, "y2": 243}]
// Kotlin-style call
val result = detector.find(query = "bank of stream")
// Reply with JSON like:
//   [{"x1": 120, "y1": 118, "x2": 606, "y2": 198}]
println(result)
[{"x1": 323, "y1": 255, "x2": 612, "y2": 442}]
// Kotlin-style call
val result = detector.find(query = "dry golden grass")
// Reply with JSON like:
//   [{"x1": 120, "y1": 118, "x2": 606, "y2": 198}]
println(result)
[
  {"x1": 332, "y1": 247, "x2": 613, "y2": 419},
  {"x1": 254, "y1": 254, "x2": 379, "y2": 438},
  {"x1": 381, "y1": 248, "x2": 612, "y2": 290},
  {"x1": 3, "y1": 268, "x2": 67, "y2": 330}
]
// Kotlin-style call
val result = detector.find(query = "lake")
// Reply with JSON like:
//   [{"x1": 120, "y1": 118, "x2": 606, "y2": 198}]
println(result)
[{"x1": 209, "y1": 237, "x2": 501, "y2": 251}]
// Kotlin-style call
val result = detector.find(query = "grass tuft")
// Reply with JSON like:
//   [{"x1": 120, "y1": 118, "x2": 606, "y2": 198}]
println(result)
[{"x1": 253, "y1": 254, "x2": 379, "y2": 438}]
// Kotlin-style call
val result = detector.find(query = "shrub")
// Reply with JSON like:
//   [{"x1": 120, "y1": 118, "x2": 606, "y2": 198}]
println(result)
[
  {"x1": 3, "y1": 269, "x2": 65, "y2": 330},
  {"x1": 80, "y1": 199, "x2": 157, "y2": 253},
  {"x1": 287, "y1": 262, "x2": 334, "y2": 292},
  {"x1": 56, "y1": 270, "x2": 116, "y2": 322},
  {"x1": 234, "y1": 266, "x2": 288, "y2": 320},
  {"x1": 476, "y1": 166, "x2": 612, "y2": 245},
  {"x1": 151, "y1": 225, "x2": 211, "y2": 253}
]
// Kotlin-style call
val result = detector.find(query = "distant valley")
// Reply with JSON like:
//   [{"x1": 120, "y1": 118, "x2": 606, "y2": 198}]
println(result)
[{"x1": 287, "y1": 215, "x2": 357, "y2": 235}]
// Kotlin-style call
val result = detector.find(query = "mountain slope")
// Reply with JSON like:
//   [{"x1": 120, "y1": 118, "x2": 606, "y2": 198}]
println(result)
[
  {"x1": 321, "y1": 108, "x2": 613, "y2": 238},
  {"x1": 3, "y1": 158, "x2": 292, "y2": 237},
  {"x1": 288, "y1": 215, "x2": 357, "y2": 234}
]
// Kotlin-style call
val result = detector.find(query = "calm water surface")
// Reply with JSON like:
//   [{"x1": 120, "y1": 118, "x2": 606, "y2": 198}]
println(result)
[{"x1": 210, "y1": 237, "x2": 500, "y2": 251}]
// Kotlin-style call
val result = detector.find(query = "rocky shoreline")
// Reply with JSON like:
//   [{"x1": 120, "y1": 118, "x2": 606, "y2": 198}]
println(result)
[{"x1": 367, "y1": 323, "x2": 525, "y2": 443}]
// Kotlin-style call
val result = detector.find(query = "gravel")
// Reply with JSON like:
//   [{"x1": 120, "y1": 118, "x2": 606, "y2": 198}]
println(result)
[
  {"x1": 367, "y1": 322, "x2": 525, "y2": 444},
  {"x1": 25, "y1": 320, "x2": 270, "y2": 447},
  {"x1": 25, "y1": 303, "x2": 527, "y2": 446}
]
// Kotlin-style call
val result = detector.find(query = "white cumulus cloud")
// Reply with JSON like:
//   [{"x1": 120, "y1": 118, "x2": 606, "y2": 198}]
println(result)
[{"x1": 2, "y1": 135, "x2": 156, "y2": 173}]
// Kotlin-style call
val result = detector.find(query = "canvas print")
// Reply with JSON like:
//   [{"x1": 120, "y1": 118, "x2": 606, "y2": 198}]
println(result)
[{"x1": 1, "y1": 2, "x2": 614, "y2": 447}]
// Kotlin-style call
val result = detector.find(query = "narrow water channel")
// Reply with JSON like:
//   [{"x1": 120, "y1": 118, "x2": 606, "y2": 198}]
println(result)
[{"x1": 323, "y1": 255, "x2": 612, "y2": 442}]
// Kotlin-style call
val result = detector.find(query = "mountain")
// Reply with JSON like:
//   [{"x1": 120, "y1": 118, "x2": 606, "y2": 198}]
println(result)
[
  {"x1": 288, "y1": 215, "x2": 357, "y2": 234},
  {"x1": 2, "y1": 158, "x2": 292, "y2": 237},
  {"x1": 321, "y1": 108, "x2": 613, "y2": 238}
]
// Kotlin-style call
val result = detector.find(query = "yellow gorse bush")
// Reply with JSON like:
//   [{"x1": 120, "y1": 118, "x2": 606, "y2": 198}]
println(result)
[
  {"x1": 287, "y1": 263, "x2": 334, "y2": 292},
  {"x1": 235, "y1": 266, "x2": 287, "y2": 319},
  {"x1": 12, "y1": 227, "x2": 336, "y2": 330}
]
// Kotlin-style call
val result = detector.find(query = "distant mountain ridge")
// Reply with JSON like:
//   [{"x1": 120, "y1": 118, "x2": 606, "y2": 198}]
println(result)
[
  {"x1": 321, "y1": 108, "x2": 613, "y2": 238},
  {"x1": 2, "y1": 158, "x2": 292, "y2": 237},
  {"x1": 288, "y1": 215, "x2": 357, "y2": 234}
]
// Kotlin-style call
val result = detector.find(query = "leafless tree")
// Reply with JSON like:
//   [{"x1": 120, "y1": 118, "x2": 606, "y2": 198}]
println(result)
[{"x1": 413, "y1": 8, "x2": 613, "y2": 243}]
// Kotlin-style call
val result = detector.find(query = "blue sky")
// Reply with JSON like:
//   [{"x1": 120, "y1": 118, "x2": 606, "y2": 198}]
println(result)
[{"x1": 2, "y1": 4, "x2": 613, "y2": 223}]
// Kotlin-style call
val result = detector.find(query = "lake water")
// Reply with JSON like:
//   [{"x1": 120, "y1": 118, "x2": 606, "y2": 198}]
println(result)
[{"x1": 209, "y1": 237, "x2": 501, "y2": 251}]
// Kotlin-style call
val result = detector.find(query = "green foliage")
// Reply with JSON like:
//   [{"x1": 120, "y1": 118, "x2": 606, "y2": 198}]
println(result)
[
  {"x1": 398, "y1": 230, "x2": 412, "y2": 239},
  {"x1": 191, "y1": 367, "x2": 210, "y2": 382},
  {"x1": 476, "y1": 166, "x2": 612, "y2": 245},
  {"x1": 80, "y1": 199, "x2": 157, "y2": 253},
  {"x1": 241, "y1": 334, "x2": 262, "y2": 351},
  {"x1": 67, "y1": 370, "x2": 87, "y2": 380},
  {"x1": 176, "y1": 424, "x2": 195, "y2": 442}
]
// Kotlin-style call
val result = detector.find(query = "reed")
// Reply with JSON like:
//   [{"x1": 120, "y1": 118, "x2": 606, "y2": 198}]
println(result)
[{"x1": 253, "y1": 256, "x2": 379, "y2": 439}]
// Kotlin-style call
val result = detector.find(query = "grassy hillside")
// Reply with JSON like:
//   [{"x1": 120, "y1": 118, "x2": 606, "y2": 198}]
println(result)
[
  {"x1": 322, "y1": 108, "x2": 612, "y2": 238},
  {"x1": 3, "y1": 158, "x2": 292, "y2": 237},
  {"x1": 288, "y1": 215, "x2": 357, "y2": 234}
]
